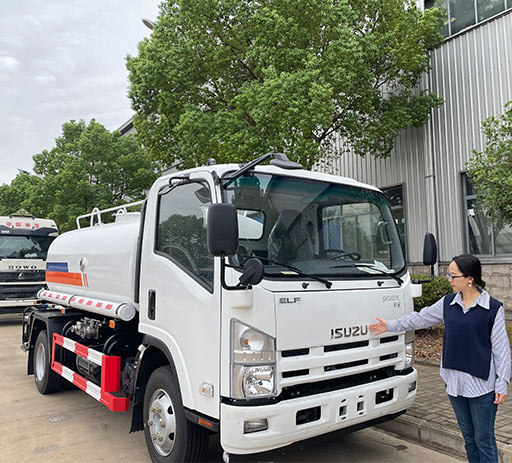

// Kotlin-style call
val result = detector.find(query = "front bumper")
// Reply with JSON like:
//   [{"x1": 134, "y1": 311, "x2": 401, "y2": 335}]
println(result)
[
  {"x1": 220, "y1": 368, "x2": 417, "y2": 455},
  {"x1": 0, "y1": 283, "x2": 44, "y2": 309},
  {"x1": 0, "y1": 299, "x2": 38, "y2": 309}
]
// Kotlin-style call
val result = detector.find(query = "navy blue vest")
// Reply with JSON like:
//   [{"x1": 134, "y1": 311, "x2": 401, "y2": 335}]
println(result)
[{"x1": 442, "y1": 293, "x2": 501, "y2": 380}]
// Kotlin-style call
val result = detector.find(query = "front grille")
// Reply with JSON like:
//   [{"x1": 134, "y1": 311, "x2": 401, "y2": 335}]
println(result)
[
  {"x1": 325, "y1": 359, "x2": 368, "y2": 372},
  {"x1": 380, "y1": 353, "x2": 398, "y2": 361},
  {"x1": 325, "y1": 340, "x2": 369, "y2": 352},
  {"x1": 0, "y1": 285, "x2": 43, "y2": 300},
  {"x1": 278, "y1": 335, "x2": 404, "y2": 399},
  {"x1": 0, "y1": 271, "x2": 45, "y2": 283},
  {"x1": 282, "y1": 348, "x2": 310, "y2": 357},
  {"x1": 281, "y1": 366, "x2": 396, "y2": 400},
  {"x1": 282, "y1": 369, "x2": 309, "y2": 378},
  {"x1": 380, "y1": 335, "x2": 399, "y2": 344}
]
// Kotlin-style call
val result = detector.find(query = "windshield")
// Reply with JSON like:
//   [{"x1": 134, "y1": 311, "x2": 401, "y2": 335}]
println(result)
[
  {"x1": 0, "y1": 235, "x2": 55, "y2": 259},
  {"x1": 223, "y1": 172, "x2": 405, "y2": 279}
]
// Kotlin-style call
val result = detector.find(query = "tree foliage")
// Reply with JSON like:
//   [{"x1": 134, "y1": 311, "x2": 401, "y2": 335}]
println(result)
[
  {"x1": 410, "y1": 274, "x2": 452, "y2": 312},
  {"x1": 466, "y1": 102, "x2": 512, "y2": 225},
  {"x1": 0, "y1": 172, "x2": 43, "y2": 217},
  {"x1": 127, "y1": 0, "x2": 445, "y2": 169},
  {"x1": 0, "y1": 120, "x2": 159, "y2": 232}
]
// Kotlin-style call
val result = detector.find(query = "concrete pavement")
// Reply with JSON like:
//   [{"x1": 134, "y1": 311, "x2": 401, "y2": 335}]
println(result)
[
  {"x1": 0, "y1": 316, "x2": 461, "y2": 463},
  {"x1": 378, "y1": 361, "x2": 512, "y2": 462}
]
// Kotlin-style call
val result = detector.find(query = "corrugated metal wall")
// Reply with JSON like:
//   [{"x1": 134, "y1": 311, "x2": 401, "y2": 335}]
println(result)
[
  {"x1": 317, "y1": 11, "x2": 512, "y2": 263},
  {"x1": 430, "y1": 11, "x2": 512, "y2": 262}
]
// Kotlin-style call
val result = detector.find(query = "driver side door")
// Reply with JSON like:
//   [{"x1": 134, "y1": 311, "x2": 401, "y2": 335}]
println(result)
[{"x1": 139, "y1": 174, "x2": 221, "y2": 419}]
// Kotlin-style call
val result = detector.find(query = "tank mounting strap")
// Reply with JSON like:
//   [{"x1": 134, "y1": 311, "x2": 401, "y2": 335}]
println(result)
[{"x1": 51, "y1": 333, "x2": 129, "y2": 412}]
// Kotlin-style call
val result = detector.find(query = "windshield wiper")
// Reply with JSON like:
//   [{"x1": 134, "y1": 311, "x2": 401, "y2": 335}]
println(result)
[
  {"x1": 331, "y1": 263, "x2": 403, "y2": 286},
  {"x1": 237, "y1": 255, "x2": 332, "y2": 289}
]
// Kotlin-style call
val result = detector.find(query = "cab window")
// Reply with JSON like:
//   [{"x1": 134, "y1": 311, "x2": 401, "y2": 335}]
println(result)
[{"x1": 155, "y1": 181, "x2": 214, "y2": 290}]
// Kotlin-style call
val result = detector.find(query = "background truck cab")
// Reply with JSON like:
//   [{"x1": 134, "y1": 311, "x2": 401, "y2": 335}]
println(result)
[{"x1": 0, "y1": 210, "x2": 58, "y2": 312}]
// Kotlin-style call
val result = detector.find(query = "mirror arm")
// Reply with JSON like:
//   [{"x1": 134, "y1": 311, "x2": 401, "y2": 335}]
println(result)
[
  {"x1": 220, "y1": 257, "x2": 250, "y2": 291},
  {"x1": 412, "y1": 265, "x2": 435, "y2": 284}
]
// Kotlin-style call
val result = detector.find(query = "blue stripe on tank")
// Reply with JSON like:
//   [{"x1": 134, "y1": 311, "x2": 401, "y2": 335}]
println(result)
[{"x1": 46, "y1": 262, "x2": 69, "y2": 272}]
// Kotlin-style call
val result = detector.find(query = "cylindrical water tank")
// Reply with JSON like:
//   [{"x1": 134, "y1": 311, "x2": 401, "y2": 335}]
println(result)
[{"x1": 45, "y1": 213, "x2": 140, "y2": 309}]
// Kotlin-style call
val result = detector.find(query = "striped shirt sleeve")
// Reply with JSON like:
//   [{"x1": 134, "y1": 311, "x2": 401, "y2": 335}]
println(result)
[
  {"x1": 491, "y1": 307, "x2": 511, "y2": 395},
  {"x1": 387, "y1": 297, "x2": 444, "y2": 332}
]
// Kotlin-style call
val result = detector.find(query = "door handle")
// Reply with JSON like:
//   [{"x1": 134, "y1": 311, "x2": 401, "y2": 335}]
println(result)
[{"x1": 148, "y1": 290, "x2": 156, "y2": 320}]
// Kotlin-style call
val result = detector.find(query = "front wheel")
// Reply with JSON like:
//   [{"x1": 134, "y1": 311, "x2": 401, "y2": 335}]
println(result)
[
  {"x1": 143, "y1": 365, "x2": 209, "y2": 462},
  {"x1": 33, "y1": 330, "x2": 62, "y2": 394}
]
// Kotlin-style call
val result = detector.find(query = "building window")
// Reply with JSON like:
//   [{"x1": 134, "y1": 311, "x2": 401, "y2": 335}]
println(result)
[
  {"x1": 381, "y1": 184, "x2": 407, "y2": 260},
  {"x1": 426, "y1": 0, "x2": 511, "y2": 38},
  {"x1": 462, "y1": 174, "x2": 512, "y2": 257}
]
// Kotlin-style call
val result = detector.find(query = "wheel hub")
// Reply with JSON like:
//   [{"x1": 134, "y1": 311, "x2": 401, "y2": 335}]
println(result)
[
  {"x1": 148, "y1": 388, "x2": 176, "y2": 456},
  {"x1": 35, "y1": 342, "x2": 46, "y2": 382}
]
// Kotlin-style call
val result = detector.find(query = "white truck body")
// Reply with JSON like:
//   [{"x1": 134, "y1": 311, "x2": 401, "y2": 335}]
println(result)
[
  {"x1": 0, "y1": 214, "x2": 58, "y2": 310},
  {"x1": 23, "y1": 158, "x2": 429, "y2": 462}
]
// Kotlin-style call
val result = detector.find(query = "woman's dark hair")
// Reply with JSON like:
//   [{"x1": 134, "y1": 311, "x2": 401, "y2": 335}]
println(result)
[{"x1": 451, "y1": 254, "x2": 486, "y2": 288}]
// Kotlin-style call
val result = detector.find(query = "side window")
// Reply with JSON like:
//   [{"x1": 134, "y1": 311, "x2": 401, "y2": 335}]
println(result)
[
  {"x1": 425, "y1": 0, "x2": 511, "y2": 38},
  {"x1": 381, "y1": 184, "x2": 407, "y2": 260},
  {"x1": 156, "y1": 181, "x2": 214, "y2": 290},
  {"x1": 462, "y1": 173, "x2": 512, "y2": 257},
  {"x1": 322, "y1": 203, "x2": 392, "y2": 265}
]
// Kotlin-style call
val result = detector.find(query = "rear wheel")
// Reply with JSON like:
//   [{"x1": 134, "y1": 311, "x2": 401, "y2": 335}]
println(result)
[
  {"x1": 143, "y1": 365, "x2": 209, "y2": 462},
  {"x1": 33, "y1": 330, "x2": 62, "y2": 394}
]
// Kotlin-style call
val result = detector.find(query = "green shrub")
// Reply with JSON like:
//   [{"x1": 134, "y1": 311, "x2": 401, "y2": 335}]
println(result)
[{"x1": 411, "y1": 274, "x2": 453, "y2": 312}]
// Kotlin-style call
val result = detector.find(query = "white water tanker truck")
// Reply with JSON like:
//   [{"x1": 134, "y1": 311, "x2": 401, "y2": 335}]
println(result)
[{"x1": 21, "y1": 153, "x2": 437, "y2": 462}]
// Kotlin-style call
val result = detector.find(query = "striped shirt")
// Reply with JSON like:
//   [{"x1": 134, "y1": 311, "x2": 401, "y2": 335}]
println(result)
[{"x1": 387, "y1": 290, "x2": 511, "y2": 397}]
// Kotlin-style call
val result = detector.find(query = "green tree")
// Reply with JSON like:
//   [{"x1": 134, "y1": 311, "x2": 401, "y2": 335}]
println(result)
[
  {"x1": 127, "y1": 0, "x2": 445, "y2": 169},
  {"x1": 0, "y1": 172, "x2": 44, "y2": 217},
  {"x1": 0, "y1": 120, "x2": 159, "y2": 232},
  {"x1": 467, "y1": 102, "x2": 512, "y2": 225}
]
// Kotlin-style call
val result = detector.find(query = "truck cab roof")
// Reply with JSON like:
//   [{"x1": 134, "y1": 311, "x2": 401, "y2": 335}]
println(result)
[{"x1": 160, "y1": 163, "x2": 381, "y2": 193}]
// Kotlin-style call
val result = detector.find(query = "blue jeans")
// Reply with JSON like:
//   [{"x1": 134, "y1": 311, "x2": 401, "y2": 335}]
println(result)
[{"x1": 448, "y1": 391, "x2": 498, "y2": 463}]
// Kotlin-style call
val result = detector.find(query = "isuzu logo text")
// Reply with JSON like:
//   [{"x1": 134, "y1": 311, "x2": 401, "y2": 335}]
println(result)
[{"x1": 330, "y1": 325, "x2": 369, "y2": 339}]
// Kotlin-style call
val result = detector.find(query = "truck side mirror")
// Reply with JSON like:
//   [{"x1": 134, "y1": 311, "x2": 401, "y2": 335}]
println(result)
[
  {"x1": 207, "y1": 204, "x2": 238, "y2": 256},
  {"x1": 413, "y1": 232, "x2": 438, "y2": 285},
  {"x1": 423, "y1": 232, "x2": 437, "y2": 266},
  {"x1": 377, "y1": 221, "x2": 393, "y2": 245},
  {"x1": 238, "y1": 258, "x2": 264, "y2": 287}
]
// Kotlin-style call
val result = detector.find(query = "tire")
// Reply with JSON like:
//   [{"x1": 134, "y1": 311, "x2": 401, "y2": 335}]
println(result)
[
  {"x1": 33, "y1": 330, "x2": 62, "y2": 394},
  {"x1": 143, "y1": 365, "x2": 209, "y2": 462}
]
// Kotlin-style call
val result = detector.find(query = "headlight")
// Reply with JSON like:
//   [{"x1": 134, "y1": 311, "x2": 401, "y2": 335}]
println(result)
[
  {"x1": 231, "y1": 320, "x2": 275, "y2": 399},
  {"x1": 234, "y1": 365, "x2": 275, "y2": 398},
  {"x1": 404, "y1": 330, "x2": 415, "y2": 368}
]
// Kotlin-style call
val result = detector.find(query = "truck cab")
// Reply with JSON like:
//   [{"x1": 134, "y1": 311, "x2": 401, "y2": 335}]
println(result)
[
  {"x1": 0, "y1": 211, "x2": 58, "y2": 312},
  {"x1": 136, "y1": 157, "x2": 426, "y2": 457}
]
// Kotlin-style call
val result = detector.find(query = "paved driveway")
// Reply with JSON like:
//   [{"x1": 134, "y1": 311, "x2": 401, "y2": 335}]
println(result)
[{"x1": 0, "y1": 316, "x2": 461, "y2": 463}]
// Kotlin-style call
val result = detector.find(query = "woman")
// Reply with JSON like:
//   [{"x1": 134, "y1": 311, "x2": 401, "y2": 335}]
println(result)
[{"x1": 369, "y1": 254, "x2": 510, "y2": 463}]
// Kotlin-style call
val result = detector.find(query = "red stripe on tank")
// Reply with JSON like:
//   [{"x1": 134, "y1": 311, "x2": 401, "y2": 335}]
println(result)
[{"x1": 46, "y1": 271, "x2": 84, "y2": 287}]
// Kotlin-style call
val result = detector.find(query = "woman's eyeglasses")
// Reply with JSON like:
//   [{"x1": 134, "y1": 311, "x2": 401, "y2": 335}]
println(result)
[{"x1": 446, "y1": 274, "x2": 465, "y2": 280}]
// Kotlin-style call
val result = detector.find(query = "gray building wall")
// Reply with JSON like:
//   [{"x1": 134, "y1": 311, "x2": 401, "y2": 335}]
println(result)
[{"x1": 317, "y1": 10, "x2": 512, "y2": 266}]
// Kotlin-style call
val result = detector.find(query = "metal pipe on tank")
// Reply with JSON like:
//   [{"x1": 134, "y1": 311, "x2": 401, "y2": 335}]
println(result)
[{"x1": 38, "y1": 289, "x2": 136, "y2": 322}]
